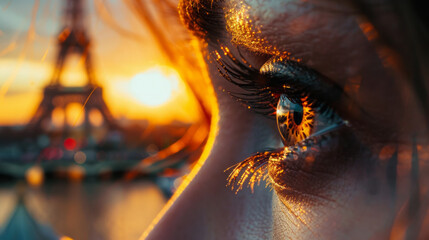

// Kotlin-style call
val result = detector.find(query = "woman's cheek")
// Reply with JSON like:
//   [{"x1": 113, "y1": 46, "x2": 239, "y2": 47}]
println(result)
[{"x1": 271, "y1": 156, "x2": 400, "y2": 240}]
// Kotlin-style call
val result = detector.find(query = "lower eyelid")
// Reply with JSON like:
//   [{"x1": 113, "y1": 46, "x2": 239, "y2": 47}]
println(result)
[
  {"x1": 227, "y1": 125, "x2": 372, "y2": 205},
  {"x1": 268, "y1": 157, "x2": 341, "y2": 205},
  {"x1": 269, "y1": 175, "x2": 339, "y2": 205},
  {"x1": 269, "y1": 126, "x2": 376, "y2": 201}
]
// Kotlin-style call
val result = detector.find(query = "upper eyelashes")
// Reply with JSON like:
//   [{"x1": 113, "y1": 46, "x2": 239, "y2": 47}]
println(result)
[
  {"x1": 213, "y1": 47, "x2": 347, "y2": 118},
  {"x1": 212, "y1": 46, "x2": 277, "y2": 115}
]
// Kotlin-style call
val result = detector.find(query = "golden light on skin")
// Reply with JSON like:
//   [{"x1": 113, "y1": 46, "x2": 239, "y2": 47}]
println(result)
[
  {"x1": 225, "y1": 1, "x2": 265, "y2": 49},
  {"x1": 129, "y1": 67, "x2": 179, "y2": 107},
  {"x1": 225, "y1": 1, "x2": 299, "y2": 58},
  {"x1": 225, "y1": 0, "x2": 281, "y2": 55}
]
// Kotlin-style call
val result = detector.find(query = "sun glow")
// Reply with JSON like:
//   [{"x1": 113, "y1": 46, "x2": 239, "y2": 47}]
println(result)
[{"x1": 129, "y1": 67, "x2": 179, "y2": 107}]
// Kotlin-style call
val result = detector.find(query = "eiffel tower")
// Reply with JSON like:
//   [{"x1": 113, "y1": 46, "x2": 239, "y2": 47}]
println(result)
[{"x1": 27, "y1": 0, "x2": 117, "y2": 134}]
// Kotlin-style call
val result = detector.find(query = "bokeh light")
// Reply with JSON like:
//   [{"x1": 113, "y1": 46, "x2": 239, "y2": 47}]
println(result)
[{"x1": 25, "y1": 166, "x2": 44, "y2": 186}]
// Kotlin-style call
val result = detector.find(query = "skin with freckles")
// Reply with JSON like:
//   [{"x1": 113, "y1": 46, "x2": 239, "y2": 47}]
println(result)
[{"x1": 144, "y1": 0, "x2": 429, "y2": 239}]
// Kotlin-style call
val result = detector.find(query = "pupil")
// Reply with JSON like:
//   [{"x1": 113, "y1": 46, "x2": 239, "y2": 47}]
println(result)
[
  {"x1": 291, "y1": 99, "x2": 303, "y2": 125},
  {"x1": 293, "y1": 109, "x2": 303, "y2": 125}
]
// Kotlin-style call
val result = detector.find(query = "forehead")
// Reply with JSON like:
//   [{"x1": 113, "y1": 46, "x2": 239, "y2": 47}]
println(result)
[
  {"x1": 224, "y1": 0, "x2": 358, "y2": 56},
  {"x1": 180, "y1": 0, "x2": 391, "y2": 82}
]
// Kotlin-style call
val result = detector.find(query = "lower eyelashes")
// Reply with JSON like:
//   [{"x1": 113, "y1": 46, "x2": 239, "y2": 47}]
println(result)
[{"x1": 226, "y1": 126, "x2": 356, "y2": 203}]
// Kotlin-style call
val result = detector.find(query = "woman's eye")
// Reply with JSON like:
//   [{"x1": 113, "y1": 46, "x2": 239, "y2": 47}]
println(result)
[
  {"x1": 221, "y1": 52, "x2": 357, "y2": 194},
  {"x1": 259, "y1": 56, "x2": 347, "y2": 148}
]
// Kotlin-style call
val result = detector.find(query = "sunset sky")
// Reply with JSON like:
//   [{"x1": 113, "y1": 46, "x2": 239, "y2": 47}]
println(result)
[{"x1": 0, "y1": 0, "x2": 200, "y2": 126}]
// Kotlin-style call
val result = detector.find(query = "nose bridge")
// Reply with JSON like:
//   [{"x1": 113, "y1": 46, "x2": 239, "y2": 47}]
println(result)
[
  {"x1": 144, "y1": 151, "x2": 273, "y2": 240},
  {"x1": 144, "y1": 107, "x2": 275, "y2": 240}
]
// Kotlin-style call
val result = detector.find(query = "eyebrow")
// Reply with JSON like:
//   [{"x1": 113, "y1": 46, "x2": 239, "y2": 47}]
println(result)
[
  {"x1": 179, "y1": 0, "x2": 226, "y2": 43},
  {"x1": 179, "y1": 0, "x2": 280, "y2": 57}
]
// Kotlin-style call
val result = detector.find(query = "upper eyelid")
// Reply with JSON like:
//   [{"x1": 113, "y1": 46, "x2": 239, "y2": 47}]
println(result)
[
  {"x1": 214, "y1": 46, "x2": 371, "y2": 130},
  {"x1": 258, "y1": 56, "x2": 374, "y2": 124},
  {"x1": 260, "y1": 58, "x2": 343, "y2": 100}
]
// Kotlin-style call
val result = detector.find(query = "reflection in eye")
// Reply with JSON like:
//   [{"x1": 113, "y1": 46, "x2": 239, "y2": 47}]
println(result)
[
  {"x1": 276, "y1": 93, "x2": 345, "y2": 148},
  {"x1": 276, "y1": 95, "x2": 314, "y2": 146}
]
